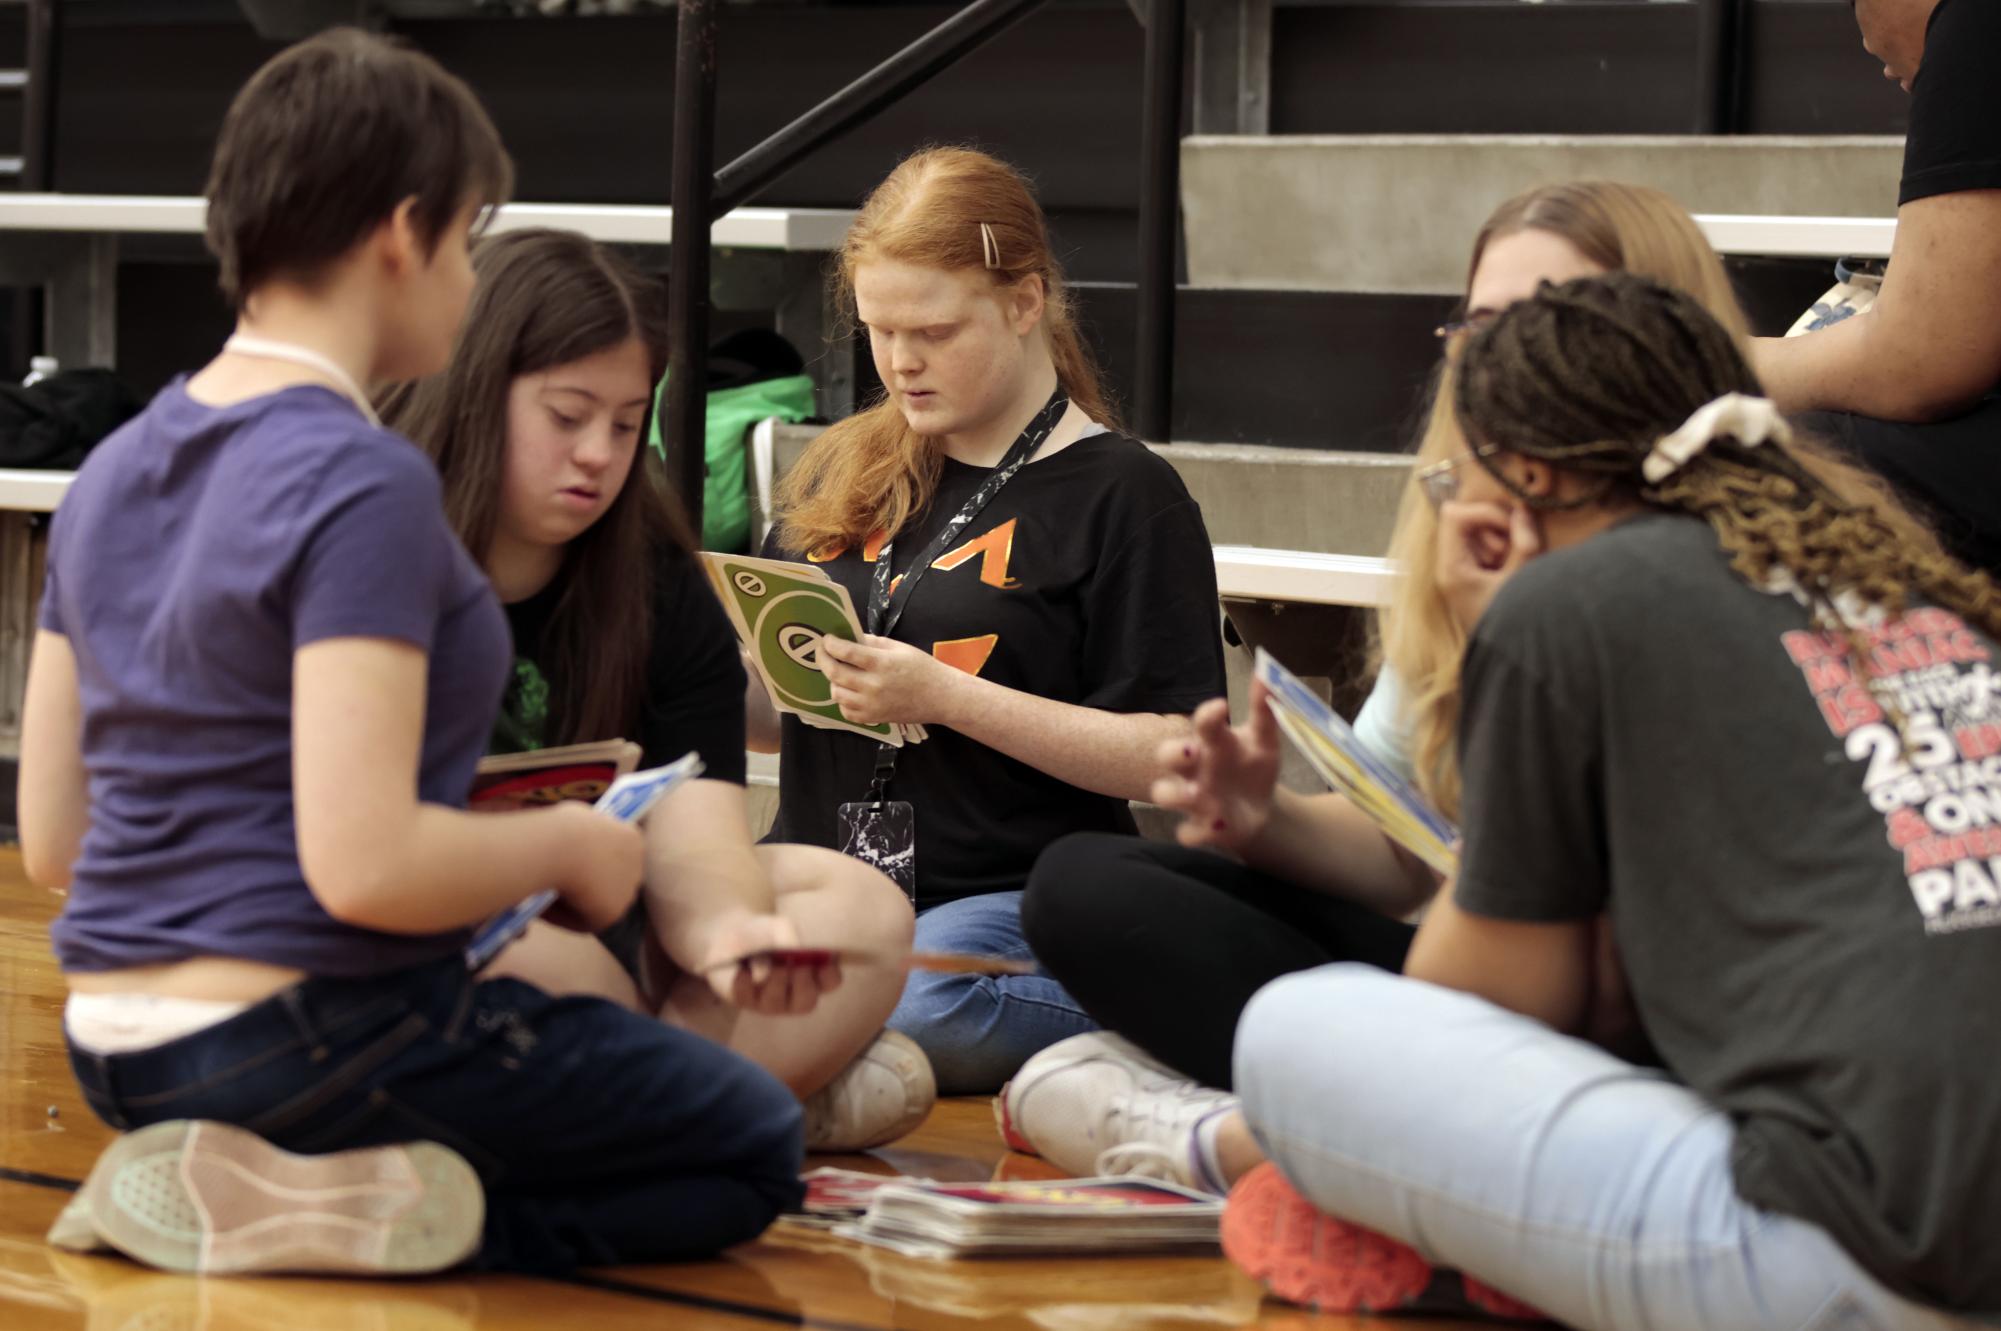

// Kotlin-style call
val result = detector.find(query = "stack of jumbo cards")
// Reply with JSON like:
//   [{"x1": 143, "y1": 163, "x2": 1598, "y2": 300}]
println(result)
[
  {"x1": 701, "y1": 553, "x2": 926, "y2": 746},
  {"x1": 797, "y1": 1168, "x2": 1222, "y2": 1259},
  {"x1": 463, "y1": 751, "x2": 704, "y2": 970},
  {"x1": 1256, "y1": 649, "x2": 1460, "y2": 875}
]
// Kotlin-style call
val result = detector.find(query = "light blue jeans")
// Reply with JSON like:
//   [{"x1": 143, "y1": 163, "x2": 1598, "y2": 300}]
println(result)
[
  {"x1": 1234, "y1": 965, "x2": 1989, "y2": 1331},
  {"x1": 887, "y1": 890, "x2": 1097, "y2": 1095}
]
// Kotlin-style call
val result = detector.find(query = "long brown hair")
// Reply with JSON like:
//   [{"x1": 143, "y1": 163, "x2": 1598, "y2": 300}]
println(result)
[
  {"x1": 381, "y1": 227, "x2": 690, "y2": 747},
  {"x1": 1455, "y1": 272, "x2": 2001, "y2": 697},
  {"x1": 775, "y1": 147, "x2": 1117, "y2": 555},
  {"x1": 1380, "y1": 181, "x2": 1753, "y2": 817}
]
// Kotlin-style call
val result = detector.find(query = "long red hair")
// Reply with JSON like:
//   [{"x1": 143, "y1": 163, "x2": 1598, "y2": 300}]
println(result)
[{"x1": 775, "y1": 147, "x2": 1117, "y2": 554}]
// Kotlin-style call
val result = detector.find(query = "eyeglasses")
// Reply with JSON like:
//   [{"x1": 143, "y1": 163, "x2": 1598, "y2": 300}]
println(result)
[{"x1": 1415, "y1": 445, "x2": 1499, "y2": 510}]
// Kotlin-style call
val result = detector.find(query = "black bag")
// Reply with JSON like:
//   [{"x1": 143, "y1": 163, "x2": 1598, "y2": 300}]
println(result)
[{"x1": 0, "y1": 369, "x2": 144, "y2": 471}]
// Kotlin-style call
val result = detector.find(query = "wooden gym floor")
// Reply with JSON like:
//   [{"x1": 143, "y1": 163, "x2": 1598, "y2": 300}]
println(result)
[{"x1": 0, "y1": 850, "x2": 1490, "y2": 1330}]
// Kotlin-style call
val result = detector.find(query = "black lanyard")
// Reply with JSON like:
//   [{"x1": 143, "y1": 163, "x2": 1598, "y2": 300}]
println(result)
[{"x1": 860, "y1": 386, "x2": 1069, "y2": 801}]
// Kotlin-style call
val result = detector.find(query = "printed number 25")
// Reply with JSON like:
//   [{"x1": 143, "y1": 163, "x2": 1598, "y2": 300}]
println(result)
[{"x1": 1847, "y1": 716, "x2": 1956, "y2": 788}]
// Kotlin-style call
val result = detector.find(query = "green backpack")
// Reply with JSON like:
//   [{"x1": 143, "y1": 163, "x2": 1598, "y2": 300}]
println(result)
[{"x1": 649, "y1": 371, "x2": 817, "y2": 553}]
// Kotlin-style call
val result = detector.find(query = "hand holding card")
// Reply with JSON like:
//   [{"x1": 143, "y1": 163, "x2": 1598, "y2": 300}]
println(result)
[{"x1": 464, "y1": 753, "x2": 705, "y2": 971}]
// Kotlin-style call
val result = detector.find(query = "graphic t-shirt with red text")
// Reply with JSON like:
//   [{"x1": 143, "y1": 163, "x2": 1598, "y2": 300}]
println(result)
[{"x1": 1451, "y1": 512, "x2": 2001, "y2": 1317}]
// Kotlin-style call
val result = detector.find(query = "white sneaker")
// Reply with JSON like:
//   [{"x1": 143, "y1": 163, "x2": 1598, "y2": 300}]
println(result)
[
  {"x1": 803, "y1": 1029, "x2": 937, "y2": 1152},
  {"x1": 995, "y1": 1031, "x2": 1238, "y2": 1193}
]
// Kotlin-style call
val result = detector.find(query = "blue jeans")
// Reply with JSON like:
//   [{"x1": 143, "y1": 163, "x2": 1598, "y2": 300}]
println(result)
[
  {"x1": 1235, "y1": 965, "x2": 1986, "y2": 1331},
  {"x1": 887, "y1": 890, "x2": 1096, "y2": 1095},
  {"x1": 67, "y1": 957, "x2": 804, "y2": 1272}
]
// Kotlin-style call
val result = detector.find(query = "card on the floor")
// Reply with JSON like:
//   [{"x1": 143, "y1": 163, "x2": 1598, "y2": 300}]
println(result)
[{"x1": 831, "y1": 1175, "x2": 1223, "y2": 1258}]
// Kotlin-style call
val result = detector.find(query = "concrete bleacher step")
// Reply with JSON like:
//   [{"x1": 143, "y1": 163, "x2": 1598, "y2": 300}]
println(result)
[
  {"x1": 1180, "y1": 134, "x2": 1904, "y2": 294},
  {"x1": 756, "y1": 423, "x2": 1411, "y2": 561}
]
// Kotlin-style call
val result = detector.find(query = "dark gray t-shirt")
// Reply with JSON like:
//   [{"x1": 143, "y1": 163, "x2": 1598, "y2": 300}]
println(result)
[
  {"x1": 43, "y1": 381, "x2": 510, "y2": 977},
  {"x1": 1455, "y1": 512, "x2": 2001, "y2": 1316}
]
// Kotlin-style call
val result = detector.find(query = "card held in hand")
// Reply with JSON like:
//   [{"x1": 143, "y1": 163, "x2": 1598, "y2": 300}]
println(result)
[
  {"x1": 1255, "y1": 649, "x2": 1460, "y2": 875},
  {"x1": 700, "y1": 552, "x2": 925, "y2": 747},
  {"x1": 463, "y1": 751, "x2": 705, "y2": 971}
]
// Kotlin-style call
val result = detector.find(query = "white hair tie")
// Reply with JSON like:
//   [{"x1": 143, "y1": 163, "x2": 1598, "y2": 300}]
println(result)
[
  {"x1": 1642, "y1": 393, "x2": 1793, "y2": 484},
  {"x1": 979, "y1": 222, "x2": 1001, "y2": 270}
]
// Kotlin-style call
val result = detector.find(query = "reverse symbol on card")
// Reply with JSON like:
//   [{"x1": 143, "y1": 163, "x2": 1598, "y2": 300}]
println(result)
[
  {"x1": 778, "y1": 624, "x2": 823, "y2": 670},
  {"x1": 732, "y1": 570, "x2": 767, "y2": 598},
  {"x1": 754, "y1": 590, "x2": 851, "y2": 710}
]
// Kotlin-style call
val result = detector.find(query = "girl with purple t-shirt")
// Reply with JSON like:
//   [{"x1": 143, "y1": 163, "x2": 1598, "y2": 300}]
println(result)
[{"x1": 21, "y1": 31, "x2": 804, "y2": 1276}]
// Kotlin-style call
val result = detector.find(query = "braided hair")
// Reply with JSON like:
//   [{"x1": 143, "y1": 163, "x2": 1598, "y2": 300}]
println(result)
[{"x1": 1454, "y1": 272, "x2": 2001, "y2": 724}]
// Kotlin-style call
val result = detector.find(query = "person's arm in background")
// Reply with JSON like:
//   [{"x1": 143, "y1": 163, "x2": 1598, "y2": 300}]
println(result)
[
  {"x1": 1150, "y1": 685, "x2": 1438, "y2": 919},
  {"x1": 1754, "y1": 190, "x2": 2001, "y2": 421},
  {"x1": 1755, "y1": 1, "x2": 2001, "y2": 422}
]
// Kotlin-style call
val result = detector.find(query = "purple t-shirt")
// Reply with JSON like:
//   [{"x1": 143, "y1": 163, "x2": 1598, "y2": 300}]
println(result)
[{"x1": 41, "y1": 381, "x2": 510, "y2": 977}]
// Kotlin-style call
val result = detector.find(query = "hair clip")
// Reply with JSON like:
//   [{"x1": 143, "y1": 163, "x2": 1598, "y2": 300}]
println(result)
[
  {"x1": 1642, "y1": 393, "x2": 1792, "y2": 483},
  {"x1": 979, "y1": 222, "x2": 1000, "y2": 270}
]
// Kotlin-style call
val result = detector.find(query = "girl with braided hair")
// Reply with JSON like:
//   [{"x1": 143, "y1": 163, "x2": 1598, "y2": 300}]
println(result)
[{"x1": 1208, "y1": 271, "x2": 2001, "y2": 1327}]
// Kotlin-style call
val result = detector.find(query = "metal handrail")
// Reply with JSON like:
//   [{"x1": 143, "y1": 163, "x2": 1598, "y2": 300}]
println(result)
[{"x1": 663, "y1": 0, "x2": 1187, "y2": 534}]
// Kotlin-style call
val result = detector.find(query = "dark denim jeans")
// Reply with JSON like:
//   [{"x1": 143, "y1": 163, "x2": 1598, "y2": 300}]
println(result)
[{"x1": 66, "y1": 957, "x2": 804, "y2": 1272}]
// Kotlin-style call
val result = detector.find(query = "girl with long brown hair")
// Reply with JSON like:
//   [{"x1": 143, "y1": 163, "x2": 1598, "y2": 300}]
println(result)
[
  {"x1": 1219, "y1": 270, "x2": 2001, "y2": 1327},
  {"x1": 760, "y1": 148, "x2": 1228, "y2": 1095},
  {"x1": 384, "y1": 228, "x2": 928, "y2": 1154}
]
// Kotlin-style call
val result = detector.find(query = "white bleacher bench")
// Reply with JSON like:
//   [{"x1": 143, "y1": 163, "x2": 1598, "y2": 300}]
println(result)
[
  {"x1": 0, "y1": 469, "x2": 67, "y2": 513},
  {"x1": 1212, "y1": 545, "x2": 1396, "y2": 609},
  {"x1": 0, "y1": 194, "x2": 862, "y2": 408},
  {"x1": 1694, "y1": 214, "x2": 1894, "y2": 260},
  {"x1": 0, "y1": 193, "x2": 858, "y2": 251}
]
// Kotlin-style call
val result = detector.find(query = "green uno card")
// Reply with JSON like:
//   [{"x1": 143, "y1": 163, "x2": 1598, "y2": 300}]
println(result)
[{"x1": 708, "y1": 555, "x2": 899, "y2": 742}]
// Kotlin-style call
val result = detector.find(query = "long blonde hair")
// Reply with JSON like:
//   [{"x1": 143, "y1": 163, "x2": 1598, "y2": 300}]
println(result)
[
  {"x1": 774, "y1": 147, "x2": 1117, "y2": 555},
  {"x1": 1380, "y1": 182, "x2": 1751, "y2": 817}
]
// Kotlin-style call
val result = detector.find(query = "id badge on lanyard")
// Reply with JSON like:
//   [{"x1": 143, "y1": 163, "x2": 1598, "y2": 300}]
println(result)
[{"x1": 836, "y1": 388, "x2": 1071, "y2": 900}]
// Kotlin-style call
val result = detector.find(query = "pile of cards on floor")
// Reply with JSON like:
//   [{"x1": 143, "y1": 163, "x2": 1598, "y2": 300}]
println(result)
[{"x1": 791, "y1": 1168, "x2": 1223, "y2": 1259}]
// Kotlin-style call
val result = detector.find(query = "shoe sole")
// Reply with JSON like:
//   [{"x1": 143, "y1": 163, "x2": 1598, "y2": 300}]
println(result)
[
  {"x1": 1221, "y1": 1164, "x2": 1547, "y2": 1321},
  {"x1": 83, "y1": 1120, "x2": 483, "y2": 1275},
  {"x1": 1222, "y1": 1163, "x2": 1434, "y2": 1313},
  {"x1": 992, "y1": 1080, "x2": 1038, "y2": 1156}
]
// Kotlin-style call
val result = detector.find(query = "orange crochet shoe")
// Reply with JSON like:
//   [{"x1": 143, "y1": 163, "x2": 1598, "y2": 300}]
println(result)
[{"x1": 1222, "y1": 1163, "x2": 1549, "y2": 1322}]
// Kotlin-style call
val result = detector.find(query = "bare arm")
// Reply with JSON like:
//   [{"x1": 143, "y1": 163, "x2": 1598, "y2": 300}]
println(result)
[
  {"x1": 937, "y1": 673, "x2": 1191, "y2": 804},
  {"x1": 636, "y1": 777, "x2": 774, "y2": 959},
  {"x1": 818, "y1": 631, "x2": 1189, "y2": 803},
  {"x1": 293, "y1": 637, "x2": 641, "y2": 934},
  {"x1": 632, "y1": 776, "x2": 841, "y2": 1012},
  {"x1": 1754, "y1": 190, "x2": 2001, "y2": 422},
  {"x1": 1244, "y1": 788, "x2": 1436, "y2": 916},
  {"x1": 1151, "y1": 690, "x2": 1436, "y2": 917},
  {"x1": 19, "y1": 630, "x2": 90, "y2": 889},
  {"x1": 1404, "y1": 877, "x2": 1592, "y2": 1034}
]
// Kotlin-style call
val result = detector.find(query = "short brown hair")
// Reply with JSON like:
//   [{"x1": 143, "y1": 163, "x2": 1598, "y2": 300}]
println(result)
[
  {"x1": 381, "y1": 229, "x2": 689, "y2": 748},
  {"x1": 204, "y1": 28, "x2": 513, "y2": 309}
]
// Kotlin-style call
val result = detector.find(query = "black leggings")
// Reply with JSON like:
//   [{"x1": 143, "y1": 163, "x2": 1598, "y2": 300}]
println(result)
[{"x1": 1020, "y1": 832, "x2": 1415, "y2": 1091}]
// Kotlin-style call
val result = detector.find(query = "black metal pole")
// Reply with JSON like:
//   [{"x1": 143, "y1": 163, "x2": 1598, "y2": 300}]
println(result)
[
  {"x1": 711, "y1": 0, "x2": 1049, "y2": 217},
  {"x1": 1134, "y1": 0, "x2": 1186, "y2": 443},
  {"x1": 1693, "y1": 0, "x2": 1745, "y2": 134},
  {"x1": 22, "y1": 0, "x2": 57, "y2": 191},
  {"x1": 666, "y1": 0, "x2": 719, "y2": 542}
]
